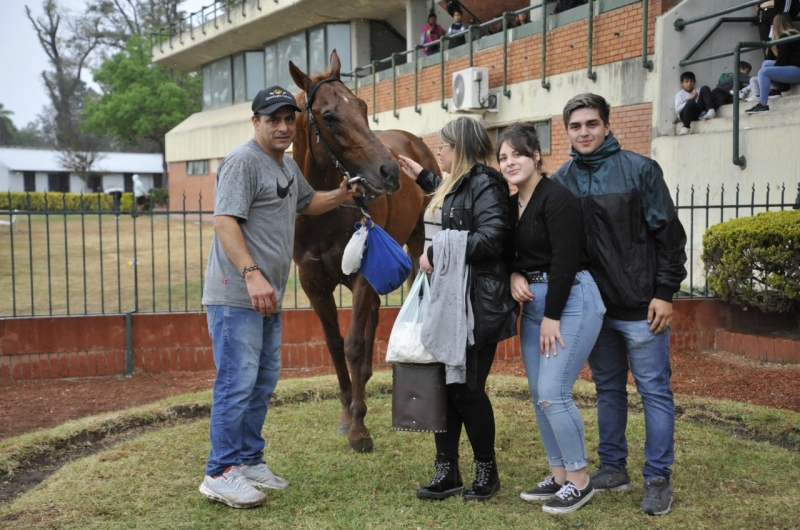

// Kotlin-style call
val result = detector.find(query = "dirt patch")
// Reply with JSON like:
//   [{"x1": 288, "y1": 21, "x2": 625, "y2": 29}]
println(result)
[
  {"x1": 1, "y1": 351, "x2": 799, "y2": 442},
  {"x1": 1, "y1": 351, "x2": 799, "y2": 507}
]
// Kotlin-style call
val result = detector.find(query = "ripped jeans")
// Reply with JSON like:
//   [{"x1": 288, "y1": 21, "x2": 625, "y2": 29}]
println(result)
[{"x1": 520, "y1": 271, "x2": 606, "y2": 471}]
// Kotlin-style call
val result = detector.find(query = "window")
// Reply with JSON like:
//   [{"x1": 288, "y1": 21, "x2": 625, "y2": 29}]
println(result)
[
  {"x1": 308, "y1": 26, "x2": 326, "y2": 76},
  {"x1": 245, "y1": 51, "x2": 265, "y2": 100},
  {"x1": 490, "y1": 120, "x2": 551, "y2": 156},
  {"x1": 47, "y1": 172, "x2": 69, "y2": 193},
  {"x1": 153, "y1": 173, "x2": 163, "y2": 189},
  {"x1": 203, "y1": 23, "x2": 353, "y2": 109},
  {"x1": 186, "y1": 160, "x2": 209, "y2": 175},
  {"x1": 23, "y1": 171, "x2": 35, "y2": 192},
  {"x1": 209, "y1": 57, "x2": 232, "y2": 108},
  {"x1": 124, "y1": 173, "x2": 134, "y2": 192},
  {"x1": 233, "y1": 53, "x2": 246, "y2": 103},
  {"x1": 327, "y1": 24, "x2": 351, "y2": 74},
  {"x1": 277, "y1": 32, "x2": 307, "y2": 91},
  {"x1": 534, "y1": 120, "x2": 551, "y2": 155},
  {"x1": 87, "y1": 175, "x2": 103, "y2": 192}
]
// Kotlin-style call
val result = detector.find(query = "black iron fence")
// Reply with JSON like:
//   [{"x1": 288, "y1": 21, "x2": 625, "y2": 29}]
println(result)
[
  {"x1": 0, "y1": 191, "x2": 406, "y2": 317},
  {"x1": 1, "y1": 184, "x2": 798, "y2": 317}
]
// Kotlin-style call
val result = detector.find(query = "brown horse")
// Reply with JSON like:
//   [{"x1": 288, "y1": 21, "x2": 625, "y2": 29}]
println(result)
[{"x1": 289, "y1": 51, "x2": 438, "y2": 452}]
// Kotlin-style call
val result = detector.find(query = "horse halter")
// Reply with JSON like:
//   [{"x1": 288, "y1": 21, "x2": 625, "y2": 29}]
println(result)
[{"x1": 304, "y1": 76, "x2": 370, "y2": 216}]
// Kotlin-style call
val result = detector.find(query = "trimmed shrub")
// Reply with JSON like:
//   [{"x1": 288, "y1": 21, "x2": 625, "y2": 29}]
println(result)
[
  {"x1": 0, "y1": 192, "x2": 118, "y2": 212},
  {"x1": 149, "y1": 188, "x2": 169, "y2": 207},
  {"x1": 703, "y1": 210, "x2": 800, "y2": 326}
]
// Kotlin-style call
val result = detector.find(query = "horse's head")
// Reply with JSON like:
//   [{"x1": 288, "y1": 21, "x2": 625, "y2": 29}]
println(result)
[{"x1": 290, "y1": 51, "x2": 401, "y2": 197}]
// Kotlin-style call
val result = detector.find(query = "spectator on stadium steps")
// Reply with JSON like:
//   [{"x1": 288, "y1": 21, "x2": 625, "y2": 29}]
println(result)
[
  {"x1": 675, "y1": 72, "x2": 716, "y2": 136},
  {"x1": 447, "y1": 8, "x2": 468, "y2": 49},
  {"x1": 746, "y1": 14, "x2": 800, "y2": 114}
]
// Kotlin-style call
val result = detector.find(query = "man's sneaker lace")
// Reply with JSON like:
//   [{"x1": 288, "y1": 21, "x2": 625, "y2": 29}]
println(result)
[
  {"x1": 542, "y1": 481, "x2": 595, "y2": 514},
  {"x1": 240, "y1": 463, "x2": 289, "y2": 489},
  {"x1": 641, "y1": 477, "x2": 673, "y2": 516},
  {"x1": 590, "y1": 465, "x2": 633, "y2": 492},
  {"x1": 520, "y1": 475, "x2": 561, "y2": 502},
  {"x1": 198, "y1": 466, "x2": 266, "y2": 509}
]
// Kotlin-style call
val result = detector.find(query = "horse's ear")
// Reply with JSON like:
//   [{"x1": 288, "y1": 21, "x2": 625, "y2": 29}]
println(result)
[
  {"x1": 329, "y1": 50, "x2": 341, "y2": 79},
  {"x1": 289, "y1": 60, "x2": 312, "y2": 92}
]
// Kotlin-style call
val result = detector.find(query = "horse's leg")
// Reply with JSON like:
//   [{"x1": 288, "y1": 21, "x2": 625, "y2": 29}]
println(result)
[
  {"x1": 345, "y1": 276, "x2": 380, "y2": 452},
  {"x1": 300, "y1": 275, "x2": 353, "y2": 435}
]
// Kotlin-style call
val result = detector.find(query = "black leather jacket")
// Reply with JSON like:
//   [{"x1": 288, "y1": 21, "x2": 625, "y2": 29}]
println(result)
[{"x1": 417, "y1": 163, "x2": 518, "y2": 347}]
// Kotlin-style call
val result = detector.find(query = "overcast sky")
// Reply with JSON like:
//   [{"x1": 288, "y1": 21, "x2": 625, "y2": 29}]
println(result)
[{"x1": 0, "y1": 0, "x2": 206, "y2": 129}]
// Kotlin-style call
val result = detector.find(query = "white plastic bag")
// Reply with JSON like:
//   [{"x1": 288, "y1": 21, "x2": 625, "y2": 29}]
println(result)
[
  {"x1": 342, "y1": 222, "x2": 369, "y2": 274},
  {"x1": 386, "y1": 271, "x2": 438, "y2": 364}
]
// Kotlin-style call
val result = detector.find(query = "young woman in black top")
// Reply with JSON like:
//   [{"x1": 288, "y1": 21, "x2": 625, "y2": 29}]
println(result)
[{"x1": 497, "y1": 122, "x2": 606, "y2": 514}]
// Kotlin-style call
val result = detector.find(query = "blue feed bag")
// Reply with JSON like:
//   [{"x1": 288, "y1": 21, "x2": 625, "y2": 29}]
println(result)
[{"x1": 358, "y1": 219, "x2": 412, "y2": 295}]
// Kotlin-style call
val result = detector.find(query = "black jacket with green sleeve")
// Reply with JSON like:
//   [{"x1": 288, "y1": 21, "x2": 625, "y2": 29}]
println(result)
[{"x1": 552, "y1": 133, "x2": 687, "y2": 321}]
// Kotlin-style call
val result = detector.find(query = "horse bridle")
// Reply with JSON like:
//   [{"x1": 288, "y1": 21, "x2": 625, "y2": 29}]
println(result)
[{"x1": 304, "y1": 76, "x2": 370, "y2": 215}]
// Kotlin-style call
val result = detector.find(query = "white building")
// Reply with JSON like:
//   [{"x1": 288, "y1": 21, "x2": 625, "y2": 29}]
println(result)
[{"x1": 0, "y1": 148, "x2": 164, "y2": 194}]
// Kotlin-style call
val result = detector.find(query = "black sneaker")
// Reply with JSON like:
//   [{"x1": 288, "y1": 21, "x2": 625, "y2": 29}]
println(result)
[
  {"x1": 590, "y1": 464, "x2": 633, "y2": 492},
  {"x1": 520, "y1": 475, "x2": 562, "y2": 502},
  {"x1": 641, "y1": 477, "x2": 673, "y2": 516},
  {"x1": 542, "y1": 481, "x2": 595, "y2": 514},
  {"x1": 745, "y1": 103, "x2": 770, "y2": 114}
]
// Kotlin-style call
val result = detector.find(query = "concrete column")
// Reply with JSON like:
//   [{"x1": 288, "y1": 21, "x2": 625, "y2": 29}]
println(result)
[
  {"x1": 350, "y1": 19, "x2": 371, "y2": 71},
  {"x1": 406, "y1": 0, "x2": 429, "y2": 51}
]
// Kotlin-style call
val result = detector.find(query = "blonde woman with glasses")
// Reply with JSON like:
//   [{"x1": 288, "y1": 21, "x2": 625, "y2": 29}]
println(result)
[{"x1": 398, "y1": 117, "x2": 517, "y2": 503}]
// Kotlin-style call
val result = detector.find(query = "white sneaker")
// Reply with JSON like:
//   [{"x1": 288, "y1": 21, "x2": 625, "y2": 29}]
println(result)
[
  {"x1": 240, "y1": 463, "x2": 290, "y2": 489},
  {"x1": 702, "y1": 109, "x2": 715, "y2": 120},
  {"x1": 679, "y1": 127, "x2": 691, "y2": 135},
  {"x1": 744, "y1": 95, "x2": 758, "y2": 102},
  {"x1": 199, "y1": 466, "x2": 267, "y2": 509}
]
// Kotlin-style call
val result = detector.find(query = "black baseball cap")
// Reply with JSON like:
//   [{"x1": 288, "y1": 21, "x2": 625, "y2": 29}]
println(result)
[{"x1": 252, "y1": 86, "x2": 301, "y2": 116}]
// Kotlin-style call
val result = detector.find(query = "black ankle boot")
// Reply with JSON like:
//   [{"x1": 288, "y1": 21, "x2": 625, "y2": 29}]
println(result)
[
  {"x1": 463, "y1": 456, "x2": 500, "y2": 501},
  {"x1": 416, "y1": 455, "x2": 464, "y2": 500}
]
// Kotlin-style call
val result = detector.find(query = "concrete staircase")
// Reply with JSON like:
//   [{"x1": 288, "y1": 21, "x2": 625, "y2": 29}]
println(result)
[{"x1": 673, "y1": 85, "x2": 800, "y2": 135}]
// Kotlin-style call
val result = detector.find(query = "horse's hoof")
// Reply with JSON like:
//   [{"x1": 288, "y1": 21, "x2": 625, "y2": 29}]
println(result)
[
  {"x1": 348, "y1": 433, "x2": 374, "y2": 453},
  {"x1": 337, "y1": 423, "x2": 350, "y2": 436}
]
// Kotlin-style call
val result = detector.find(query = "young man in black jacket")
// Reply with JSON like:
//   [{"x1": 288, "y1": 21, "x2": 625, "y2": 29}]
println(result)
[{"x1": 552, "y1": 93, "x2": 687, "y2": 517}]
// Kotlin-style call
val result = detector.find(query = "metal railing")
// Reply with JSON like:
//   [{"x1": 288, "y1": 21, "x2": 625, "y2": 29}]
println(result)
[
  {"x1": 150, "y1": 0, "x2": 267, "y2": 52},
  {"x1": 0, "y1": 192, "x2": 406, "y2": 318},
  {"x1": 341, "y1": 0, "x2": 652, "y2": 122},
  {"x1": 3, "y1": 183, "x2": 798, "y2": 318},
  {"x1": 676, "y1": 0, "x2": 800, "y2": 169}
]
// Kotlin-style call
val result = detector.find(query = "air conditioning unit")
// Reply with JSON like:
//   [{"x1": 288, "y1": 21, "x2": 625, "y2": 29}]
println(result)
[{"x1": 452, "y1": 67, "x2": 498, "y2": 112}]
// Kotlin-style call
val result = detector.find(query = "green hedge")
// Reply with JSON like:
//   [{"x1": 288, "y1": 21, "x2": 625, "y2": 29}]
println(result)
[
  {"x1": 0, "y1": 191, "x2": 148, "y2": 212},
  {"x1": 703, "y1": 209, "x2": 800, "y2": 323}
]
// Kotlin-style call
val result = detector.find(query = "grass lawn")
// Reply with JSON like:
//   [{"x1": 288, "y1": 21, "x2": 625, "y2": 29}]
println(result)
[
  {"x1": 1, "y1": 374, "x2": 798, "y2": 529},
  {"x1": 0, "y1": 214, "x2": 407, "y2": 317}
]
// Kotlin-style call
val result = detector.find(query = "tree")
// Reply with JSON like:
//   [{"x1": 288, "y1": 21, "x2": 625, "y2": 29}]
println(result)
[
  {"x1": 88, "y1": 0, "x2": 187, "y2": 52},
  {"x1": 0, "y1": 104, "x2": 17, "y2": 146},
  {"x1": 25, "y1": 0, "x2": 103, "y2": 149},
  {"x1": 82, "y1": 34, "x2": 201, "y2": 186}
]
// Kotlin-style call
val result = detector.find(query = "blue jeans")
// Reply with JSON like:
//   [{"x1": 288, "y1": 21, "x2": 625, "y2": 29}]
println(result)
[
  {"x1": 205, "y1": 306, "x2": 282, "y2": 476},
  {"x1": 520, "y1": 271, "x2": 606, "y2": 471},
  {"x1": 589, "y1": 317, "x2": 674, "y2": 481},
  {"x1": 759, "y1": 64, "x2": 800, "y2": 104}
]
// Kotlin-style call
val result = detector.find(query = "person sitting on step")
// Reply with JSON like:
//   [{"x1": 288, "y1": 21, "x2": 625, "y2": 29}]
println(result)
[{"x1": 675, "y1": 72, "x2": 717, "y2": 136}]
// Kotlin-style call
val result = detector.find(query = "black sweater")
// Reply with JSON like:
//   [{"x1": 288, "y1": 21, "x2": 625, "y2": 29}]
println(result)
[
  {"x1": 508, "y1": 176, "x2": 590, "y2": 320},
  {"x1": 775, "y1": 31, "x2": 800, "y2": 68}
]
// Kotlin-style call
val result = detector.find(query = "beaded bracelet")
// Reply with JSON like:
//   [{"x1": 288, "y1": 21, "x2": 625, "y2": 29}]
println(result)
[{"x1": 241, "y1": 264, "x2": 260, "y2": 279}]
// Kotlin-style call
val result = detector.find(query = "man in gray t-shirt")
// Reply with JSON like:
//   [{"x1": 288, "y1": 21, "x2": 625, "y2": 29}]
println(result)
[{"x1": 198, "y1": 86, "x2": 351, "y2": 509}]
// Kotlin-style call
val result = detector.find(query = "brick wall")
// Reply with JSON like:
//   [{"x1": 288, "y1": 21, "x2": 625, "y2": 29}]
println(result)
[
  {"x1": 2, "y1": 299, "x2": 797, "y2": 380},
  {"x1": 360, "y1": 1, "x2": 667, "y2": 117},
  {"x1": 168, "y1": 161, "x2": 217, "y2": 211}
]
